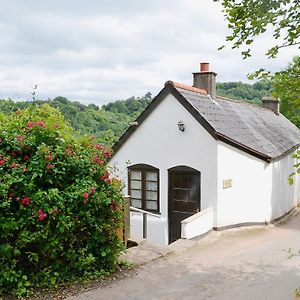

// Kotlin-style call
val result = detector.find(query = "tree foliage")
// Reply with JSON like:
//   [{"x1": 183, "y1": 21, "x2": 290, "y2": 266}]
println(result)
[
  {"x1": 0, "y1": 93, "x2": 152, "y2": 148},
  {"x1": 0, "y1": 105, "x2": 124, "y2": 297},
  {"x1": 289, "y1": 151, "x2": 300, "y2": 185},
  {"x1": 216, "y1": 0, "x2": 300, "y2": 58},
  {"x1": 102, "y1": 92, "x2": 152, "y2": 118},
  {"x1": 216, "y1": 80, "x2": 271, "y2": 105},
  {"x1": 272, "y1": 56, "x2": 300, "y2": 127},
  {"x1": 216, "y1": 0, "x2": 300, "y2": 182}
]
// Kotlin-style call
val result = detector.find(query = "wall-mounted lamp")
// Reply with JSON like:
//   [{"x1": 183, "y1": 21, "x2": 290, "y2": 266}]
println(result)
[
  {"x1": 129, "y1": 121, "x2": 138, "y2": 127},
  {"x1": 177, "y1": 120, "x2": 185, "y2": 132}
]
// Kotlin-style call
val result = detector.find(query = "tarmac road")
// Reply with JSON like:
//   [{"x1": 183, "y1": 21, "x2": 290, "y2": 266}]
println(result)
[{"x1": 68, "y1": 211, "x2": 300, "y2": 300}]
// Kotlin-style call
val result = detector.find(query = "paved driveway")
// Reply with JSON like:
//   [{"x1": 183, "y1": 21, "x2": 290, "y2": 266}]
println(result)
[{"x1": 68, "y1": 212, "x2": 300, "y2": 300}]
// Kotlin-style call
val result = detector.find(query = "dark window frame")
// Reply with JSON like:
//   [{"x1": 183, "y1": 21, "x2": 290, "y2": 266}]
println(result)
[{"x1": 128, "y1": 164, "x2": 160, "y2": 213}]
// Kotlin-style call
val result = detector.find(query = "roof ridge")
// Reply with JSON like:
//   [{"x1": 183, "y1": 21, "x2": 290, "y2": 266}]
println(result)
[
  {"x1": 216, "y1": 95, "x2": 269, "y2": 111},
  {"x1": 215, "y1": 95, "x2": 242, "y2": 103},
  {"x1": 165, "y1": 80, "x2": 207, "y2": 95}
]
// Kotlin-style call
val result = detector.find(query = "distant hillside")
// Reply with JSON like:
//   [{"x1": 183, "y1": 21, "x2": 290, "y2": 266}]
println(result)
[
  {"x1": 216, "y1": 81, "x2": 272, "y2": 105},
  {"x1": 0, "y1": 94, "x2": 152, "y2": 147},
  {"x1": 0, "y1": 81, "x2": 272, "y2": 147},
  {"x1": 102, "y1": 92, "x2": 152, "y2": 118}
]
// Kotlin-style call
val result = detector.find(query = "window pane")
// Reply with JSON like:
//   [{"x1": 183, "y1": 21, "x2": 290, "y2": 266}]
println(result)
[
  {"x1": 131, "y1": 190, "x2": 142, "y2": 199},
  {"x1": 131, "y1": 180, "x2": 141, "y2": 189},
  {"x1": 131, "y1": 199, "x2": 142, "y2": 208},
  {"x1": 146, "y1": 200, "x2": 157, "y2": 210},
  {"x1": 146, "y1": 191, "x2": 157, "y2": 201},
  {"x1": 130, "y1": 170, "x2": 141, "y2": 180},
  {"x1": 146, "y1": 171, "x2": 157, "y2": 181},
  {"x1": 146, "y1": 181, "x2": 157, "y2": 191}
]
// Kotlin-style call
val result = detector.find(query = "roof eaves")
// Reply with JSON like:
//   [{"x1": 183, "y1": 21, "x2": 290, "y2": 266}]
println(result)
[
  {"x1": 217, "y1": 132, "x2": 272, "y2": 162},
  {"x1": 270, "y1": 143, "x2": 300, "y2": 162}
]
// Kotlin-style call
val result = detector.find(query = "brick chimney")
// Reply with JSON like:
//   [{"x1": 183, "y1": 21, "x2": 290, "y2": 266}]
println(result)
[
  {"x1": 262, "y1": 96, "x2": 280, "y2": 115},
  {"x1": 193, "y1": 62, "x2": 217, "y2": 98}
]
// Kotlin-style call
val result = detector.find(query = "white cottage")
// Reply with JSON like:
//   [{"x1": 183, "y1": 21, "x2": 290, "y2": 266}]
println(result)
[{"x1": 109, "y1": 63, "x2": 300, "y2": 246}]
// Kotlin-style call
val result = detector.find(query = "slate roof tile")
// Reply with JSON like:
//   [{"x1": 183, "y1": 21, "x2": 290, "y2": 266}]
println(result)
[{"x1": 175, "y1": 86, "x2": 300, "y2": 159}]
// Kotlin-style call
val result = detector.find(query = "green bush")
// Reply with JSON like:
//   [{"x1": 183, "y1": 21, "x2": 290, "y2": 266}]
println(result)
[{"x1": 0, "y1": 104, "x2": 124, "y2": 297}]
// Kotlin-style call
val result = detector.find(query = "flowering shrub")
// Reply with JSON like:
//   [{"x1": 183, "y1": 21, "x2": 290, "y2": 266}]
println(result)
[{"x1": 0, "y1": 105, "x2": 124, "y2": 297}]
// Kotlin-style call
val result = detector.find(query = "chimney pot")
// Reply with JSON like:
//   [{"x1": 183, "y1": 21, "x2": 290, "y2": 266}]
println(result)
[
  {"x1": 200, "y1": 62, "x2": 209, "y2": 72},
  {"x1": 262, "y1": 96, "x2": 280, "y2": 115},
  {"x1": 193, "y1": 62, "x2": 217, "y2": 98}
]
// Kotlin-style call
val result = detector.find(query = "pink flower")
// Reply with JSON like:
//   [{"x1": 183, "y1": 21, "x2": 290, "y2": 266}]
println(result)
[
  {"x1": 83, "y1": 192, "x2": 89, "y2": 199},
  {"x1": 38, "y1": 209, "x2": 47, "y2": 221},
  {"x1": 46, "y1": 164, "x2": 55, "y2": 170},
  {"x1": 93, "y1": 155, "x2": 99, "y2": 163},
  {"x1": 0, "y1": 138, "x2": 2, "y2": 143},
  {"x1": 27, "y1": 122, "x2": 34, "y2": 129},
  {"x1": 101, "y1": 171, "x2": 109, "y2": 181},
  {"x1": 0, "y1": 159, "x2": 5, "y2": 165},
  {"x1": 22, "y1": 197, "x2": 30, "y2": 206},
  {"x1": 27, "y1": 120, "x2": 46, "y2": 129},
  {"x1": 94, "y1": 144, "x2": 103, "y2": 150},
  {"x1": 93, "y1": 155, "x2": 104, "y2": 165},
  {"x1": 11, "y1": 162, "x2": 17, "y2": 168},
  {"x1": 104, "y1": 151, "x2": 111, "y2": 158},
  {"x1": 23, "y1": 167, "x2": 27, "y2": 173},
  {"x1": 45, "y1": 154, "x2": 53, "y2": 161},
  {"x1": 16, "y1": 197, "x2": 20, "y2": 202},
  {"x1": 90, "y1": 187, "x2": 96, "y2": 193},
  {"x1": 23, "y1": 155, "x2": 29, "y2": 161},
  {"x1": 37, "y1": 120, "x2": 45, "y2": 128}
]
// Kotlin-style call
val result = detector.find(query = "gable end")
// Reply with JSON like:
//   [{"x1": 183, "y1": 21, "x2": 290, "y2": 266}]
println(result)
[{"x1": 112, "y1": 84, "x2": 174, "y2": 154}]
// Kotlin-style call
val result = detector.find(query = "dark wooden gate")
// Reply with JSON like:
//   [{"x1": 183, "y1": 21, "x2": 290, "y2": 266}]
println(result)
[{"x1": 168, "y1": 166, "x2": 200, "y2": 244}]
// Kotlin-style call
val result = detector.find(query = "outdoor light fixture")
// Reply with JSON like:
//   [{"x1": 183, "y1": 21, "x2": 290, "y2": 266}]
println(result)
[
  {"x1": 129, "y1": 121, "x2": 138, "y2": 127},
  {"x1": 177, "y1": 120, "x2": 185, "y2": 132}
]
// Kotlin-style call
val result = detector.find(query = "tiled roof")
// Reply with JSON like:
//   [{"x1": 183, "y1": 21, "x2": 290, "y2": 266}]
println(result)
[
  {"x1": 165, "y1": 81, "x2": 207, "y2": 95},
  {"x1": 175, "y1": 86, "x2": 300, "y2": 159}
]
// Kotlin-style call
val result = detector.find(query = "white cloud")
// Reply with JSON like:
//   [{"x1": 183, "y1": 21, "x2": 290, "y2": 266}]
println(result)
[{"x1": 0, "y1": 0, "x2": 297, "y2": 105}]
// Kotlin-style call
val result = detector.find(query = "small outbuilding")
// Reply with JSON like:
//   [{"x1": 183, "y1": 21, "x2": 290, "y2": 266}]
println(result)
[{"x1": 109, "y1": 63, "x2": 300, "y2": 246}]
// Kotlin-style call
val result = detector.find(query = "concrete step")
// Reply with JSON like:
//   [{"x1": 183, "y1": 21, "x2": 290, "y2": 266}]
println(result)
[{"x1": 119, "y1": 241, "x2": 173, "y2": 266}]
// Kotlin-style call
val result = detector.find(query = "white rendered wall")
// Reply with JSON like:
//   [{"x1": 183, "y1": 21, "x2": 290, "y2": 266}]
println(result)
[
  {"x1": 109, "y1": 93, "x2": 218, "y2": 245},
  {"x1": 217, "y1": 142, "x2": 300, "y2": 227},
  {"x1": 269, "y1": 152, "x2": 300, "y2": 219}
]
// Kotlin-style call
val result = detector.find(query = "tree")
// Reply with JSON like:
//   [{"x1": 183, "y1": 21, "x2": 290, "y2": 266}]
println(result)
[
  {"x1": 216, "y1": 0, "x2": 300, "y2": 58},
  {"x1": 272, "y1": 56, "x2": 300, "y2": 127},
  {"x1": 216, "y1": 1, "x2": 300, "y2": 183}
]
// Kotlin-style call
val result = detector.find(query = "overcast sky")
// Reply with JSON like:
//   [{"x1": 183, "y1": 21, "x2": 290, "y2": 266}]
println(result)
[{"x1": 0, "y1": 0, "x2": 297, "y2": 105}]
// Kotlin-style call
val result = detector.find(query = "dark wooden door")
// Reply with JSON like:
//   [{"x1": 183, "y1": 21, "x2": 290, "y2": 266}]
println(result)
[{"x1": 168, "y1": 168, "x2": 200, "y2": 244}]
